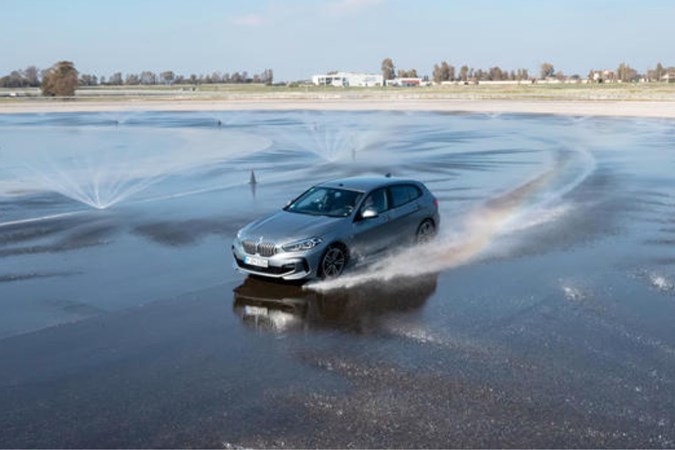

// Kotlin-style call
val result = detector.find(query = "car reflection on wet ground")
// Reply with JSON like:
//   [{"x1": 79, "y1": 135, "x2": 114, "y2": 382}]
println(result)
[
  {"x1": 0, "y1": 111, "x2": 674, "y2": 448},
  {"x1": 233, "y1": 276, "x2": 437, "y2": 333}
]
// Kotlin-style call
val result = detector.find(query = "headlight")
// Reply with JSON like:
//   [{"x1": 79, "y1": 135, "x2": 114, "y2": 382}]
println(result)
[{"x1": 282, "y1": 237, "x2": 323, "y2": 252}]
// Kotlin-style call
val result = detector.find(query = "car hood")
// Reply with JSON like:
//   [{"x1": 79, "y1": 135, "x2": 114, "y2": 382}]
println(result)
[{"x1": 240, "y1": 210, "x2": 342, "y2": 243}]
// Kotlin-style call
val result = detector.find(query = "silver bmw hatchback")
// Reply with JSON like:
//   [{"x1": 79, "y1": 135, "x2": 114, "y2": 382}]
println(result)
[{"x1": 232, "y1": 176, "x2": 439, "y2": 280}]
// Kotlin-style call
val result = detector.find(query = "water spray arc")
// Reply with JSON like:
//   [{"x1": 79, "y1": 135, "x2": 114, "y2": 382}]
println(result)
[
  {"x1": 310, "y1": 148, "x2": 596, "y2": 291},
  {"x1": 9, "y1": 126, "x2": 271, "y2": 210}
]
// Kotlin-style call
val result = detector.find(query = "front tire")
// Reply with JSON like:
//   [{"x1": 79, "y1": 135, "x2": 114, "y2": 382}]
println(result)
[
  {"x1": 416, "y1": 219, "x2": 436, "y2": 244},
  {"x1": 319, "y1": 245, "x2": 348, "y2": 279}
]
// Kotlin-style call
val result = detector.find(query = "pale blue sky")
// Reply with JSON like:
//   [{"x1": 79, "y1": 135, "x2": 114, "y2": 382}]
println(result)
[{"x1": 1, "y1": 0, "x2": 673, "y2": 81}]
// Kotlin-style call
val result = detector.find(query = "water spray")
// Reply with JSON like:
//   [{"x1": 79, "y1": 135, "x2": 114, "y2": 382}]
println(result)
[{"x1": 309, "y1": 148, "x2": 596, "y2": 292}]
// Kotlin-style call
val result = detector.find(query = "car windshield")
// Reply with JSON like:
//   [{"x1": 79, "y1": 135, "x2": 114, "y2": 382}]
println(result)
[{"x1": 285, "y1": 187, "x2": 363, "y2": 218}]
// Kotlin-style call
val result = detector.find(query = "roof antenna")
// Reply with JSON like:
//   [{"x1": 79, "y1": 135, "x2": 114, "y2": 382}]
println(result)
[
  {"x1": 249, "y1": 170, "x2": 257, "y2": 184},
  {"x1": 385, "y1": 172, "x2": 392, "y2": 178}
]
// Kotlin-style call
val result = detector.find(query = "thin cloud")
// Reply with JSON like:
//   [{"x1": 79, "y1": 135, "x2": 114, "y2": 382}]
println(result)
[
  {"x1": 323, "y1": 0, "x2": 385, "y2": 17},
  {"x1": 229, "y1": 14, "x2": 268, "y2": 27}
]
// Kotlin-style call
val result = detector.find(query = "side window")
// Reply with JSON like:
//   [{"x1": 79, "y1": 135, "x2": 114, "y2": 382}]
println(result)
[
  {"x1": 390, "y1": 184, "x2": 422, "y2": 208},
  {"x1": 360, "y1": 188, "x2": 389, "y2": 215}
]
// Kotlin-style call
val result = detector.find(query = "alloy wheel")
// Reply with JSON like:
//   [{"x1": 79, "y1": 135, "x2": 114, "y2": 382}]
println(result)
[
  {"x1": 416, "y1": 220, "x2": 436, "y2": 244},
  {"x1": 322, "y1": 247, "x2": 346, "y2": 279}
]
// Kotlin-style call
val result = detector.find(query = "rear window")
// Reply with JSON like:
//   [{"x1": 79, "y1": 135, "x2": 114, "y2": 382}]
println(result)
[{"x1": 390, "y1": 184, "x2": 422, "y2": 208}]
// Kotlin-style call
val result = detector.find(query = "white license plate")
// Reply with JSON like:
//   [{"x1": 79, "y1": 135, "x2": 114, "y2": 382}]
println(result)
[
  {"x1": 245, "y1": 255, "x2": 269, "y2": 268},
  {"x1": 245, "y1": 305, "x2": 268, "y2": 315}
]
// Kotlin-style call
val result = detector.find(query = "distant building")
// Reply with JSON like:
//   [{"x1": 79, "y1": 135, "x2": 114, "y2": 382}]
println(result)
[
  {"x1": 663, "y1": 72, "x2": 675, "y2": 83},
  {"x1": 312, "y1": 72, "x2": 383, "y2": 87},
  {"x1": 589, "y1": 70, "x2": 616, "y2": 83},
  {"x1": 386, "y1": 77, "x2": 425, "y2": 87}
]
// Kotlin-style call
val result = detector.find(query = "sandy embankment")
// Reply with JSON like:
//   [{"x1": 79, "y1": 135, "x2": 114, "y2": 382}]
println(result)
[{"x1": 1, "y1": 98, "x2": 675, "y2": 118}]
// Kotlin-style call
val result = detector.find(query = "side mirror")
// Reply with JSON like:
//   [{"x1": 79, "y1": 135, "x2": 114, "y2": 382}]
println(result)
[{"x1": 361, "y1": 207, "x2": 379, "y2": 219}]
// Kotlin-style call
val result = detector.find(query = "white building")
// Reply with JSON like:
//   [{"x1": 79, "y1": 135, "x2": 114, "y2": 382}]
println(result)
[
  {"x1": 386, "y1": 77, "x2": 425, "y2": 87},
  {"x1": 312, "y1": 72, "x2": 383, "y2": 87}
]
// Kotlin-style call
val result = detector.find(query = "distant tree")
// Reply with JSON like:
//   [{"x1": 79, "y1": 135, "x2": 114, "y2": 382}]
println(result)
[
  {"x1": 125, "y1": 74, "x2": 140, "y2": 85},
  {"x1": 109, "y1": 72, "x2": 123, "y2": 85},
  {"x1": 261, "y1": 68, "x2": 274, "y2": 85},
  {"x1": 655, "y1": 62, "x2": 665, "y2": 81},
  {"x1": 160, "y1": 71, "x2": 175, "y2": 85},
  {"x1": 24, "y1": 66, "x2": 40, "y2": 86},
  {"x1": 433, "y1": 61, "x2": 454, "y2": 83},
  {"x1": 488, "y1": 66, "x2": 503, "y2": 81},
  {"x1": 397, "y1": 68, "x2": 417, "y2": 78},
  {"x1": 616, "y1": 63, "x2": 638, "y2": 82},
  {"x1": 79, "y1": 74, "x2": 98, "y2": 86},
  {"x1": 459, "y1": 65, "x2": 469, "y2": 82},
  {"x1": 140, "y1": 71, "x2": 157, "y2": 85},
  {"x1": 540, "y1": 62, "x2": 555, "y2": 79},
  {"x1": 381, "y1": 58, "x2": 395, "y2": 80},
  {"x1": 211, "y1": 71, "x2": 223, "y2": 83},
  {"x1": 0, "y1": 70, "x2": 26, "y2": 88},
  {"x1": 432, "y1": 64, "x2": 441, "y2": 83},
  {"x1": 174, "y1": 75, "x2": 185, "y2": 84},
  {"x1": 41, "y1": 61, "x2": 78, "y2": 96},
  {"x1": 516, "y1": 68, "x2": 529, "y2": 81}
]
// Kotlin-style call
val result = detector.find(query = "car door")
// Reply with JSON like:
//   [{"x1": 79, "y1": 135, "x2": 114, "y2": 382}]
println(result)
[
  {"x1": 387, "y1": 184, "x2": 424, "y2": 241},
  {"x1": 350, "y1": 187, "x2": 396, "y2": 257}
]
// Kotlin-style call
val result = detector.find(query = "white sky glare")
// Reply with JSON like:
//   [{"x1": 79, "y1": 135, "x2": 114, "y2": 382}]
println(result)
[{"x1": 1, "y1": 0, "x2": 673, "y2": 81}]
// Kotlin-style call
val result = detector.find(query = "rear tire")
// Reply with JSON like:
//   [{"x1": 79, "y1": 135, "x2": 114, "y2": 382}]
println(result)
[
  {"x1": 319, "y1": 245, "x2": 348, "y2": 279},
  {"x1": 416, "y1": 219, "x2": 436, "y2": 244}
]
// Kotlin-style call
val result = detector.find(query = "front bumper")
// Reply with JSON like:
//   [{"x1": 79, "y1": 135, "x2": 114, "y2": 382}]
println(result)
[{"x1": 232, "y1": 240, "x2": 324, "y2": 280}]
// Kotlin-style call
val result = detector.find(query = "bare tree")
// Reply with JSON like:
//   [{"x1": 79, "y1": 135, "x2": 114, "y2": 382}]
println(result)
[
  {"x1": 0, "y1": 70, "x2": 26, "y2": 88},
  {"x1": 516, "y1": 68, "x2": 529, "y2": 81},
  {"x1": 459, "y1": 65, "x2": 469, "y2": 82},
  {"x1": 41, "y1": 61, "x2": 78, "y2": 96},
  {"x1": 109, "y1": 72, "x2": 123, "y2": 85},
  {"x1": 24, "y1": 66, "x2": 40, "y2": 86},
  {"x1": 79, "y1": 74, "x2": 98, "y2": 86},
  {"x1": 381, "y1": 58, "x2": 395, "y2": 80},
  {"x1": 488, "y1": 66, "x2": 503, "y2": 81},
  {"x1": 540, "y1": 62, "x2": 555, "y2": 79},
  {"x1": 125, "y1": 74, "x2": 140, "y2": 85},
  {"x1": 261, "y1": 68, "x2": 274, "y2": 85},
  {"x1": 160, "y1": 71, "x2": 175, "y2": 85},
  {"x1": 397, "y1": 68, "x2": 418, "y2": 78},
  {"x1": 616, "y1": 63, "x2": 638, "y2": 82},
  {"x1": 140, "y1": 71, "x2": 157, "y2": 85},
  {"x1": 433, "y1": 61, "x2": 454, "y2": 83},
  {"x1": 210, "y1": 71, "x2": 223, "y2": 83}
]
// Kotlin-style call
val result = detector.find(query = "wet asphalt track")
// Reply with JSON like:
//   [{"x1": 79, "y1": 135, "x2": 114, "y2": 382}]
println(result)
[{"x1": 1, "y1": 111, "x2": 675, "y2": 448}]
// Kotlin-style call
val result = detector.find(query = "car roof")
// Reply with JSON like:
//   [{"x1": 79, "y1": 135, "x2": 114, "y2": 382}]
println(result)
[{"x1": 319, "y1": 176, "x2": 422, "y2": 192}]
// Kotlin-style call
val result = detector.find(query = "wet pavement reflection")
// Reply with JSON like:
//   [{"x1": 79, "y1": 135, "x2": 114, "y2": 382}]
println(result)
[
  {"x1": 0, "y1": 111, "x2": 674, "y2": 447},
  {"x1": 233, "y1": 275, "x2": 437, "y2": 333}
]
